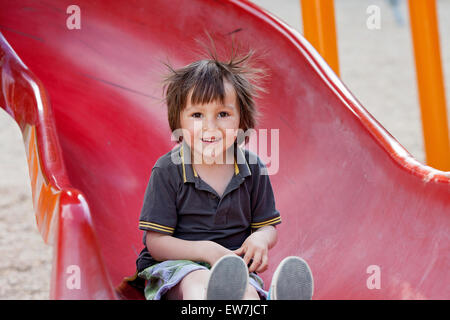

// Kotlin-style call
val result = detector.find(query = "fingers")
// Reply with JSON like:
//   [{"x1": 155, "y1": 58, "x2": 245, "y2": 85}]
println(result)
[
  {"x1": 242, "y1": 247, "x2": 253, "y2": 267},
  {"x1": 235, "y1": 245, "x2": 269, "y2": 273},
  {"x1": 248, "y1": 250, "x2": 262, "y2": 273},
  {"x1": 234, "y1": 246, "x2": 244, "y2": 257},
  {"x1": 256, "y1": 252, "x2": 268, "y2": 273}
]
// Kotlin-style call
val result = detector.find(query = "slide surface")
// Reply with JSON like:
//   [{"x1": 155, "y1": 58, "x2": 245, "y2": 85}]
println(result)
[{"x1": 0, "y1": 0, "x2": 449, "y2": 299}]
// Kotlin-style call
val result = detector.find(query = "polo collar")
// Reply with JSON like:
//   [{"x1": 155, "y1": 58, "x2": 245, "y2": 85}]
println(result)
[{"x1": 179, "y1": 140, "x2": 251, "y2": 184}]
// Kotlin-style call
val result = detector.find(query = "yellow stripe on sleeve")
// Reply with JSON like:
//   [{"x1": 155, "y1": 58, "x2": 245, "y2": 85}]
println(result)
[
  {"x1": 251, "y1": 216, "x2": 281, "y2": 228},
  {"x1": 139, "y1": 221, "x2": 175, "y2": 233}
]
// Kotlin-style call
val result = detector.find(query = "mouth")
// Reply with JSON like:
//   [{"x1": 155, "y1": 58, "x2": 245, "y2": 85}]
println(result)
[{"x1": 201, "y1": 137, "x2": 221, "y2": 144}]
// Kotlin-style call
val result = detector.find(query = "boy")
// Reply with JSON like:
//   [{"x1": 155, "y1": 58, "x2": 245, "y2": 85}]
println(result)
[{"x1": 136, "y1": 48, "x2": 313, "y2": 300}]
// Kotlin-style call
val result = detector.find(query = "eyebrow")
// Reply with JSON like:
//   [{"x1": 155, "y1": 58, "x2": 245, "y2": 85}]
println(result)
[{"x1": 185, "y1": 103, "x2": 236, "y2": 112}]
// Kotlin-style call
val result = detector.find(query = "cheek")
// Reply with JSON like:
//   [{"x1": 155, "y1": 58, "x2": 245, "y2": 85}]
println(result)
[
  {"x1": 225, "y1": 128, "x2": 238, "y2": 139},
  {"x1": 180, "y1": 115, "x2": 196, "y2": 133}
]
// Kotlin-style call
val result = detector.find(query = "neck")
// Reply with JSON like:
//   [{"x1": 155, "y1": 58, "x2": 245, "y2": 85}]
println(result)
[{"x1": 191, "y1": 145, "x2": 236, "y2": 168}]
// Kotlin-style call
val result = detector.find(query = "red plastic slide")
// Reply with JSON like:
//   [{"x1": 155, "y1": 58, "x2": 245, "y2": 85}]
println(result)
[{"x1": 0, "y1": 0, "x2": 448, "y2": 299}]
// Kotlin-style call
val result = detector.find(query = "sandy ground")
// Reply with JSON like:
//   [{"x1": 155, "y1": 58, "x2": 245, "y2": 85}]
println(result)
[
  {"x1": 0, "y1": 120, "x2": 52, "y2": 299},
  {"x1": 0, "y1": 0, "x2": 449, "y2": 299}
]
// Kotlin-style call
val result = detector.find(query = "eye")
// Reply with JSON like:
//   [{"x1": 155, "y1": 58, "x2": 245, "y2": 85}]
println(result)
[
  {"x1": 191, "y1": 112, "x2": 202, "y2": 118},
  {"x1": 218, "y1": 111, "x2": 230, "y2": 118}
]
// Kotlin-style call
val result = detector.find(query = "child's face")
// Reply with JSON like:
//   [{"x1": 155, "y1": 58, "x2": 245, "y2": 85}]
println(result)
[{"x1": 180, "y1": 80, "x2": 240, "y2": 164}]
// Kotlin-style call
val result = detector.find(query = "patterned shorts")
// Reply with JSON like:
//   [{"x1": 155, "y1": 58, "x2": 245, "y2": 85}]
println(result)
[{"x1": 137, "y1": 259, "x2": 268, "y2": 300}]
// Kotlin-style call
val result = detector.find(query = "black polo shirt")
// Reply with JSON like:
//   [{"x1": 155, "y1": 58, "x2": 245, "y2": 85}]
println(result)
[{"x1": 136, "y1": 140, "x2": 281, "y2": 272}]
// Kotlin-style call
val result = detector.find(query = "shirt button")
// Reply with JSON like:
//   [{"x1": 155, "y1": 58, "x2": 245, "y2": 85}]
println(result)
[{"x1": 209, "y1": 193, "x2": 217, "y2": 199}]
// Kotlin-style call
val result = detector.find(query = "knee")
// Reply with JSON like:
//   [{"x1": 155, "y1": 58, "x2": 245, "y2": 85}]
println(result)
[
  {"x1": 180, "y1": 269, "x2": 211, "y2": 300},
  {"x1": 243, "y1": 284, "x2": 260, "y2": 300}
]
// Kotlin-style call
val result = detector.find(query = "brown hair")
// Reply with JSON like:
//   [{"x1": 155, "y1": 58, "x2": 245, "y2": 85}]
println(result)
[{"x1": 161, "y1": 34, "x2": 268, "y2": 143}]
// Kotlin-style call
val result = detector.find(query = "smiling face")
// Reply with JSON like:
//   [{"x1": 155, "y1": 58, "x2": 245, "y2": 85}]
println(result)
[{"x1": 180, "y1": 79, "x2": 241, "y2": 165}]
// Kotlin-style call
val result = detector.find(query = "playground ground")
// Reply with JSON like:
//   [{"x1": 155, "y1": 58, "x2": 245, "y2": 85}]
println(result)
[{"x1": 0, "y1": 0, "x2": 449, "y2": 299}]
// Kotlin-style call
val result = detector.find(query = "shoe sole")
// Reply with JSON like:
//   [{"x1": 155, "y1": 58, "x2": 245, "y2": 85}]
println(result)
[
  {"x1": 206, "y1": 255, "x2": 249, "y2": 300},
  {"x1": 270, "y1": 256, "x2": 314, "y2": 300}
]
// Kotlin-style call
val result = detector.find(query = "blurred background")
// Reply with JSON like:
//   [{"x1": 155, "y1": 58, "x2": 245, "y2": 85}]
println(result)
[{"x1": 0, "y1": 0, "x2": 449, "y2": 299}]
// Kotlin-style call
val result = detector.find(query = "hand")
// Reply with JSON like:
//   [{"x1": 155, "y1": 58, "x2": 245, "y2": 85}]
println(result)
[
  {"x1": 202, "y1": 241, "x2": 236, "y2": 267},
  {"x1": 234, "y1": 232, "x2": 269, "y2": 273}
]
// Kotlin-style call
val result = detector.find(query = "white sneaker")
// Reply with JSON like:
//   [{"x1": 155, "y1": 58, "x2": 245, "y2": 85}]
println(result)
[
  {"x1": 206, "y1": 255, "x2": 249, "y2": 300},
  {"x1": 269, "y1": 256, "x2": 314, "y2": 300}
]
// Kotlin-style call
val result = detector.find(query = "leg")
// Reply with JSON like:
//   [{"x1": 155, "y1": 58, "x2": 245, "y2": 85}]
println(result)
[
  {"x1": 166, "y1": 269, "x2": 211, "y2": 300},
  {"x1": 166, "y1": 256, "x2": 253, "y2": 300},
  {"x1": 243, "y1": 284, "x2": 261, "y2": 300}
]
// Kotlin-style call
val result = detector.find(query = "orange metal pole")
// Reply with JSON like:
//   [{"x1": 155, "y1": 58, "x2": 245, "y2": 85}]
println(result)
[
  {"x1": 300, "y1": 0, "x2": 340, "y2": 76},
  {"x1": 408, "y1": 0, "x2": 450, "y2": 170}
]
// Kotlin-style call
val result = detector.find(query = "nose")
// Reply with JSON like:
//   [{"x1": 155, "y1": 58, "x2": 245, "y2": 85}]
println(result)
[{"x1": 203, "y1": 114, "x2": 218, "y2": 130}]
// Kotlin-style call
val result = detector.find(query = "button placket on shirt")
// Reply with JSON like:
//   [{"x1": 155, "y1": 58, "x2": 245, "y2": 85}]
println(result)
[
  {"x1": 214, "y1": 196, "x2": 230, "y2": 225},
  {"x1": 212, "y1": 173, "x2": 246, "y2": 226},
  {"x1": 208, "y1": 193, "x2": 218, "y2": 200}
]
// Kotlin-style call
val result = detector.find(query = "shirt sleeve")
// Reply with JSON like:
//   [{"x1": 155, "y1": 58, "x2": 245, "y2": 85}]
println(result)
[
  {"x1": 138, "y1": 167, "x2": 177, "y2": 235},
  {"x1": 250, "y1": 157, "x2": 281, "y2": 229}
]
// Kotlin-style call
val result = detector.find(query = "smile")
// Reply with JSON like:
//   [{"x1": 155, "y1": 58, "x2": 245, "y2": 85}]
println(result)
[{"x1": 201, "y1": 138, "x2": 221, "y2": 143}]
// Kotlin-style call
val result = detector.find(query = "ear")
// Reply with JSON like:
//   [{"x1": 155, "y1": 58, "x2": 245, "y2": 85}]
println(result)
[{"x1": 171, "y1": 128, "x2": 184, "y2": 143}]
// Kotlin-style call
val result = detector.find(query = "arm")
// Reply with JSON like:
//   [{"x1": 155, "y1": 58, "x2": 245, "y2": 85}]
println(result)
[
  {"x1": 145, "y1": 231, "x2": 236, "y2": 266},
  {"x1": 239, "y1": 154, "x2": 280, "y2": 273},
  {"x1": 234, "y1": 225, "x2": 278, "y2": 273}
]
